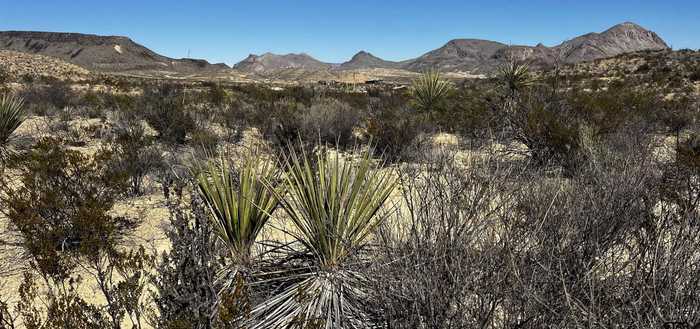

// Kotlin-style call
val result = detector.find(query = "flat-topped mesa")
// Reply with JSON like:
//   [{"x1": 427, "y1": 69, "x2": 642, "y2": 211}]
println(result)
[
  {"x1": 0, "y1": 30, "x2": 230, "y2": 73},
  {"x1": 0, "y1": 31, "x2": 132, "y2": 45}
]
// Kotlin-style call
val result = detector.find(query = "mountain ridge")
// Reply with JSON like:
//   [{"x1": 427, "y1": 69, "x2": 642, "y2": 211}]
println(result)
[
  {"x1": 0, "y1": 22, "x2": 671, "y2": 77},
  {"x1": 235, "y1": 22, "x2": 669, "y2": 74},
  {"x1": 0, "y1": 30, "x2": 230, "y2": 74}
]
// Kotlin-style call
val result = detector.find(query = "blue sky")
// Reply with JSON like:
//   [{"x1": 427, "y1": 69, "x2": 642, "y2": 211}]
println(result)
[{"x1": 0, "y1": 0, "x2": 697, "y2": 65}]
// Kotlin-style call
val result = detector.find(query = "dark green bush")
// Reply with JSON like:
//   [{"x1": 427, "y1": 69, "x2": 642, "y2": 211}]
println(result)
[
  {"x1": 2, "y1": 138, "x2": 134, "y2": 280},
  {"x1": 142, "y1": 84, "x2": 195, "y2": 144},
  {"x1": 190, "y1": 126, "x2": 220, "y2": 152},
  {"x1": 299, "y1": 97, "x2": 361, "y2": 148},
  {"x1": 19, "y1": 82, "x2": 76, "y2": 115},
  {"x1": 111, "y1": 121, "x2": 164, "y2": 195},
  {"x1": 366, "y1": 100, "x2": 423, "y2": 161},
  {"x1": 689, "y1": 65, "x2": 700, "y2": 82}
]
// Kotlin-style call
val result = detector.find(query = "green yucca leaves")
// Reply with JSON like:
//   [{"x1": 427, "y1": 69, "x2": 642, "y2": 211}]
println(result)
[
  {"x1": 251, "y1": 146, "x2": 396, "y2": 329},
  {"x1": 410, "y1": 69, "x2": 453, "y2": 113},
  {"x1": 195, "y1": 154, "x2": 282, "y2": 265},
  {"x1": 498, "y1": 60, "x2": 533, "y2": 94},
  {"x1": 0, "y1": 94, "x2": 25, "y2": 163},
  {"x1": 277, "y1": 146, "x2": 396, "y2": 268}
]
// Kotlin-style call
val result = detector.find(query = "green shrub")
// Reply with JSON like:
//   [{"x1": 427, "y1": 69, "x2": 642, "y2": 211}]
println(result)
[
  {"x1": 111, "y1": 121, "x2": 164, "y2": 195},
  {"x1": 18, "y1": 82, "x2": 75, "y2": 115},
  {"x1": 3, "y1": 138, "x2": 134, "y2": 280},
  {"x1": 0, "y1": 66, "x2": 8, "y2": 85},
  {"x1": 190, "y1": 127, "x2": 220, "y2": 152},
  {"x1": 142, "y1": 85, "x2": 195, "y2": 144},
  {"x1": 205, "y1": 82, "x2": 228, "y2": 105},
  {"x1": 218, "y1": 99, "x2": 251, "y2": 143},
  {"x1": 366, "y1": 102, "x2": 423, "y2": 161},
  {"x1": 689, "y1": 65, "x2": 700, "y2": 82}
]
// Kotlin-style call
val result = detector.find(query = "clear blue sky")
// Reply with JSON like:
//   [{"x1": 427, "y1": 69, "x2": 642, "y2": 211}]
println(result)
[{"x1": 0, "y1": 0, "x2": 697, "y2": 65}]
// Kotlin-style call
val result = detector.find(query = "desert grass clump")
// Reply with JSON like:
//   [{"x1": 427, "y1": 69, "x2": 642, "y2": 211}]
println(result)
[
  {"x1": 0, "y1": 94, "x2": 24, "y2": 163},
  {"x1": 410, "y1": 69, "x2": 453, "y2": 114},
  {"x1": 250, "y1": 145, "x2": 396, "y2": 329}
]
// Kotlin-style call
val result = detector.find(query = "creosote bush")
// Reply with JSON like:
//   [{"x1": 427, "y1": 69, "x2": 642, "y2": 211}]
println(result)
[
  {"x1": 0, "y1": 138, "x2": 152, "y2": 329},
  {"x1": 2, "y1": 138, "x2": 135, "y2": 279},
  {"x1": 142, "y1": 84, "x2": 196, "y2": 144},
  {"x1": 111, "y1": 120, "x2": 164, "y2": 195}
]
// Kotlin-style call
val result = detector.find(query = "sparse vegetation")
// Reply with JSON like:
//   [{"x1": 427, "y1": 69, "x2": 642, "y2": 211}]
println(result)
[{"x1": 2, "y1": 47, "x2": 700, "y2": 329}]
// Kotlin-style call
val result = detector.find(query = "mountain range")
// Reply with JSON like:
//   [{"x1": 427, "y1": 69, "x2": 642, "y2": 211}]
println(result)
[
  {"x1": 236, "y1": 22, "x2": 669, "y2": 74},
  {"x1": 0, "y1": 22, "x2": 669, "y2": 77}
]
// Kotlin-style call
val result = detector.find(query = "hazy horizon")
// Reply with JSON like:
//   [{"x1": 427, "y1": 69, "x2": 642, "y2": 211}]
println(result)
[{"x1": 1, "y1": 0, "x2": 697, "y2": 65}]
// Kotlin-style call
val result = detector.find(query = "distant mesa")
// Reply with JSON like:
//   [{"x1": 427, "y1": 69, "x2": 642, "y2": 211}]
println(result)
[{"x1": 0, "y1": 31, "x2": 230, "y2": 73}]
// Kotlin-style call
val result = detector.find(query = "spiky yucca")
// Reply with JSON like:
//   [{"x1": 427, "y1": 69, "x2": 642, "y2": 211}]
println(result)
[
  {"x1": 0, "y1": 95, "x2": 24, "y2": 163},
  {"x1": 498, "y1": 60, "x2": 533, "y2": 94},
  {"x1": 251, "y1": 146, "x2": 396, "y2": 329},
  {"x1": 195, "y1": 155, "x2": 283, "y2": 269},
  {"x1": 410, "y1": 69, "x2": 453, "y2": 113}
]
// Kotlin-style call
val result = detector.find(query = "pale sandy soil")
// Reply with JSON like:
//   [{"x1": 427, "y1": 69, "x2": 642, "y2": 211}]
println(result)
[{"x1": 0, "y1": 115, "x2": 683, "y2": 328}]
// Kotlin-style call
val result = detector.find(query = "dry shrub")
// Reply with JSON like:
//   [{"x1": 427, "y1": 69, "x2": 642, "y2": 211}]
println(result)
[{"x1": 369, "y1": 146, "x2": 519, "y2": 328}]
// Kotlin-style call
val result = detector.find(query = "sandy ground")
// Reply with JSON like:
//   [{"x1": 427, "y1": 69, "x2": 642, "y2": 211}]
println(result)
[{"x1": 0, "y1": 115, "x2": 683, "y2": 328}]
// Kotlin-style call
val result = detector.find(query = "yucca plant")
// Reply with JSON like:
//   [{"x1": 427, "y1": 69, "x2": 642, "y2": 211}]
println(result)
[
  {"x1": 251, "y1": 145, "x2": 397, "y2": 329},
  {"x1": 410, "y1": 69, "x2": 453, "y2": 114},
  {"x1": 498, "y1": 60, "x2": 533, "y2": 95},
  {"x1": 195, "y1": 154, "x2": 283, "y2": 282},
  {"x1": 0, "y1": 94, "x2": 25, "y2": 163}
]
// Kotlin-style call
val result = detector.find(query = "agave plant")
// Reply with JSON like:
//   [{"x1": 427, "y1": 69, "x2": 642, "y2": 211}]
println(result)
[
  {"x1": 410, "y1": 69, "x2": 453, "y2": 114},
  {"x1": 195, "y1": 154, "x2": 283, "y2": 282},
  {"x1": 0, "y1": 94, "x2": 25, "y2": 163},
  {"x1": 251, "y1": 146, "x2": 397, "y2": 329},
  {"x1": 498, "y1": 60, "x2": 533, "y2": 95}
]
